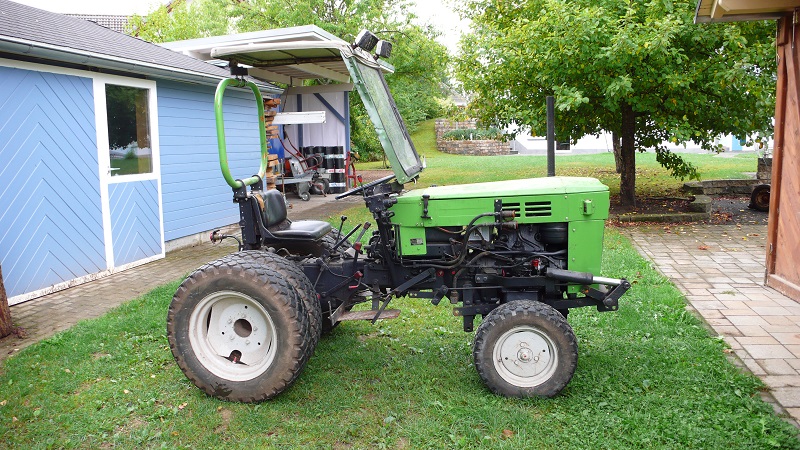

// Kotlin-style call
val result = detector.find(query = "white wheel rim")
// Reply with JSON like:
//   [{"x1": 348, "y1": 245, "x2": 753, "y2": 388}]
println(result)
[
  {"x1": 492, "y1": 325, "x2": 558, "y2": 388},
  {"x1": 188, "y1": 290, "x2": 277, "y2": 381}
]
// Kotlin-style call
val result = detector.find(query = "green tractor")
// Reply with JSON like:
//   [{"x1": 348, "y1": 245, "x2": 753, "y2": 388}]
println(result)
[{"x1": 167, "y1": 31, "x2": 630, "y2": 402}]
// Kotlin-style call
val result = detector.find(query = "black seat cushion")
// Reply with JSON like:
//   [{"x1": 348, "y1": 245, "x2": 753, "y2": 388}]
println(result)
[
  {"x1": 259, "y1": 189, "x2": 331, "y2": 240},
  {"x1": 270, "y1": 220, "x2": 331, "y2": 240}
]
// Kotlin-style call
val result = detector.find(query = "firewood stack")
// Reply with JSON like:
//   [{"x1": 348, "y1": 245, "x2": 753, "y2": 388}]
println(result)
[{"x1": 264, "y1": 97, "x2": 281, "y2": 190}]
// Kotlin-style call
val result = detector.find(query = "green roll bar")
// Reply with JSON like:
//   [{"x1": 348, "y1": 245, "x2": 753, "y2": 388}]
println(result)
[{"x1": 214, "y1": 78, "x2": 268, "y2": 189}]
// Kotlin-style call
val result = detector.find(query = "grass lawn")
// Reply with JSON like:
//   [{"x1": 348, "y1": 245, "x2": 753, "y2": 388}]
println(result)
[
  {"x1": 1, "y1": 120, "x2": 795, "y2": 448},
  {"x1": 0, "y1": 230, "x2": 797, "y2": 448}
]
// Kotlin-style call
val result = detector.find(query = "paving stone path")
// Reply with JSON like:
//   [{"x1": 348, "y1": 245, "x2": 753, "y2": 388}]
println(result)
[{"x1": 626, "y1": 223, "x2": 800, "y2": 426}]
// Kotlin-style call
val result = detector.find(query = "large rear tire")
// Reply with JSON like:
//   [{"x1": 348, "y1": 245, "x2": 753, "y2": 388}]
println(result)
[
  {"x1": 228, "y1": 251, "x2": 322, "y2": 347},
  {"x1": 473, "y1": 301, "x2": 578, "y2": 398},
  {"x1": 320, "y1": 232, "x2": 352, "y2": 256},
  {"x1": 168, "y1": 255, "x2": 313, "y2": 402}
]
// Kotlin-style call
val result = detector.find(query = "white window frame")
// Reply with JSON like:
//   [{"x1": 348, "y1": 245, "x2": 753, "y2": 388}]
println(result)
[
  {"x1": 94, "y1": 75, "x2": 162, "y2": 185},
  {"x1": 93, "y1": 74, "x2": 164, "y2": 269}
]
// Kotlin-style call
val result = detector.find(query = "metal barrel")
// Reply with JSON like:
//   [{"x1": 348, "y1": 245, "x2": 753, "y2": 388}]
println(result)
[{"x1": 329, "y1": 146, "x2": 346, "y2": 193}]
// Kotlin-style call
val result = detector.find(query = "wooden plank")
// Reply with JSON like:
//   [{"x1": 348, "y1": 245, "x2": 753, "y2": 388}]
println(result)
[
  {"x1": 767, "y1": 274, "x2": 800, "y2": 302},
  {"x1": 767, "y1": 14, "x2": 800, "y2": 301},
  {"x1": 767, "y1": 16, "x2": 789, "y2": 275},
  {"x1": 338, "y1": 309, "x2": 401, "y2": 321}
]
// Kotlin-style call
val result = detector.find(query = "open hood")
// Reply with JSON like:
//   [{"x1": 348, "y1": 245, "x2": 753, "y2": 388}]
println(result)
[{"x1": 211, "y1": 40, "x2": 423, "y2": 184}]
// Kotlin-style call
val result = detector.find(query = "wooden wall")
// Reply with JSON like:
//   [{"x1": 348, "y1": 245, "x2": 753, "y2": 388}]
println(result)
[
  {"x1": 767, "y1": 16, "x2": 800, "y2": 300},
  {"x1": 156, "y1": 80, "x2": 263, "y2": 242}
]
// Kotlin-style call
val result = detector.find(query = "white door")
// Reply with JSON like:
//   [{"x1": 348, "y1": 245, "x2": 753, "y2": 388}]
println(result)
[{"x1": 94, "y1": 76, "x2": 165, "y2": 270}]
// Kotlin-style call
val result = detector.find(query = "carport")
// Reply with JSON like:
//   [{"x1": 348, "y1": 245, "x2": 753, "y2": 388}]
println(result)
[{"x1": 163, "y1": 25, "x2": 395, "y2": 193}]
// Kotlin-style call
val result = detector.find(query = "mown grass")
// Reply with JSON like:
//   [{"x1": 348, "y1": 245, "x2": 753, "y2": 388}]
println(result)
[
  {"x1": 359, "y1": 119, "x2": 759, "y2": 197},
  {"x1": 0, "y1": 230, "x2": 796, "y2": 448}
]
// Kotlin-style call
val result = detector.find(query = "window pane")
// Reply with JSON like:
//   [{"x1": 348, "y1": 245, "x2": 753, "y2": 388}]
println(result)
[
  {"x1": 348, "y1": 58, "x2": 421, "y2": 183},
  {"x1": 107, "y1": 85, "x2": 152, "y2": 176}
]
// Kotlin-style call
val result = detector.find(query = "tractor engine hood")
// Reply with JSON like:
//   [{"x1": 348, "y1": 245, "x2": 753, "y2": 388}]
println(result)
[{"x1": 396, "y1": 177, "x2": 609, "y2": 203}]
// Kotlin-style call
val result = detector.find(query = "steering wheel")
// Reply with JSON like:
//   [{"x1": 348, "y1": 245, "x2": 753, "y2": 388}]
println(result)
[{"x1": 335, "y1": 174, "x2": 396, "y2": 199}]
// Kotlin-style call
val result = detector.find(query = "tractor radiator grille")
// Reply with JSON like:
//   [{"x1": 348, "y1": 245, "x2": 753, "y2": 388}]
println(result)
[{"x1": 502, "y1": 201, "x2": 552, "y2": 217}]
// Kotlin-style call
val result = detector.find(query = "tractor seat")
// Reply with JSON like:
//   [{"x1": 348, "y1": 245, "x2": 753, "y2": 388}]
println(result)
[{"x1": 259, "y1": 189, "x2": 331, "y2": 240}]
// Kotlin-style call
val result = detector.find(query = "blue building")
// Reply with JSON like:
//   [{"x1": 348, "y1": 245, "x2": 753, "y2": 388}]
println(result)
[{"x1": 0, "y1": 0, "x2": 280, "y2": 305}]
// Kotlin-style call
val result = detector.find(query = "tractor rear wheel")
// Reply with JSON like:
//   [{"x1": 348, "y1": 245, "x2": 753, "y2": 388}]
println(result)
[
  {"x1": 227, "y1": 251, "x2": 322, "y2": 348},
  {"x1": 473, "y1": 301, "x2": 577, "y2": 398},
  {"x1": 168, "y1": 255, "x2": 313, "y2": 402},
  {"x1": 320, "y1": 232, "x2": 352, "y2": 255}
]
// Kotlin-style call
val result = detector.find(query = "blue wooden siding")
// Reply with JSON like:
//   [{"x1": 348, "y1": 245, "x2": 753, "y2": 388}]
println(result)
[
  {"x1": 156, "y1": 80, "x2": 264, "y2": 241},
  {"x1": 109, "y1": 179, "x2": 162, "y2": 266},
  {"x1": 0, "y1": 66, "x2": 104, "y2": 297}
]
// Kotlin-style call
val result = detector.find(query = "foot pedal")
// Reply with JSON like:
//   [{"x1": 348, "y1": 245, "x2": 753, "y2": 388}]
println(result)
[{"x1": 338, "y1": 309, "x2": 401, "y2": 321}]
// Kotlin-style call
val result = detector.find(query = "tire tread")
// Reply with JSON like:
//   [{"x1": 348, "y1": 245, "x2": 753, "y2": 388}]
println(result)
[{"x1": 167, "y1": 254, "x2": 313, "y2": 402}]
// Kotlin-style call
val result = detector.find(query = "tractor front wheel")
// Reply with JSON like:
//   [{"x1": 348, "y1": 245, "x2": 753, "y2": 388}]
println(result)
[
  {"x1": 168, "y1": 255, "x2": 313, "y2": 402},
  {"x1": 473, "y1": 301, "x2": 577, "y2": 398}
]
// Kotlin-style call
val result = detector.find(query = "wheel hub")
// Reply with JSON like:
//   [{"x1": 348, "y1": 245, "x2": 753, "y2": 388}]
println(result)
[
  {"x1": 517, "y1": 347, "x2": 533, "y2": 362},
  {"x1": 493, "y1": 326, "x2": 558, "y2": 387},
  {"x1": 188, "y1": 291, "x2": 277, "y2": 381}
]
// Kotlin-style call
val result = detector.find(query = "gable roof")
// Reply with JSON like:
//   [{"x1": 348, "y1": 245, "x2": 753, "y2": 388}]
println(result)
[{"x1": 0, "y1": 0, "x2": 279, "y2": 91}]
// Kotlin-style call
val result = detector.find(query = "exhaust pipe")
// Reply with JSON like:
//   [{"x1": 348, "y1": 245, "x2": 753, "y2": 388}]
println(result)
[{"x1": 546, "y1": 267, "x2": 624, "y2": 287}]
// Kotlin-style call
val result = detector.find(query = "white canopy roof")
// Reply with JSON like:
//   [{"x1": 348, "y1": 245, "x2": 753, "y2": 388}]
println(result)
[{"x1": 161, "y1": 25, "x2": 392, "y2": 86}]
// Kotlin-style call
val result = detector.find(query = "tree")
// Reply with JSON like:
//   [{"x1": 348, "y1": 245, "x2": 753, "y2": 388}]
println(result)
[
  {"x1": 0, "y1": 265, "x2": 13, "y2": 338},
  {"x1": 129, "y1": 0, "x2": 451, "y2": 161},
  {"x1": 455, "y1": 0, "x2": 775, "y2": 206}
]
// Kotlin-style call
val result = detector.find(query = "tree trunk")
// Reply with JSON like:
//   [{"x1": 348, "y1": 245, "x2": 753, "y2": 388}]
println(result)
[
  {"x1": 619, "y1": 102, "x2": 637, "y2": 207},
  {"x1": 0, "y1": 265, "x2": 12, "y2": 338},
  {"x1": 612, "y1": 132, "x2": 622, "y2": 174}
]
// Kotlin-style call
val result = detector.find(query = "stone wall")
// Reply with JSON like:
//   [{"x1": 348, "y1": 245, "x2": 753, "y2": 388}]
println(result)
[
  {"x1": 437, "y1": 139, "x2": 512, "y2": 156},
  {"x1": 757, "y1": 157, "x2": 772, "y2": 181},
  {"x1": 434, "y1": 118, "x2": 513, "y2": 155},
  {"x1": 683, "y1": 179, "x2": 761, "y2": 195}
]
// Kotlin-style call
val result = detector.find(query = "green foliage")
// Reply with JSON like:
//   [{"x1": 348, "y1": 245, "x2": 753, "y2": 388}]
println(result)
[
  {"x1": 441, "y1": 127, "x2": 503, "y2": 141},
  {"x1": 128, "y1": 0, "x2": 451, "y2": 162},
  {"x1": 455, "y1": 0, "x2": 775, "y2": 200},
  {"x1": 126, "y1": 0, "x2": 235, "y2": 41}
]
